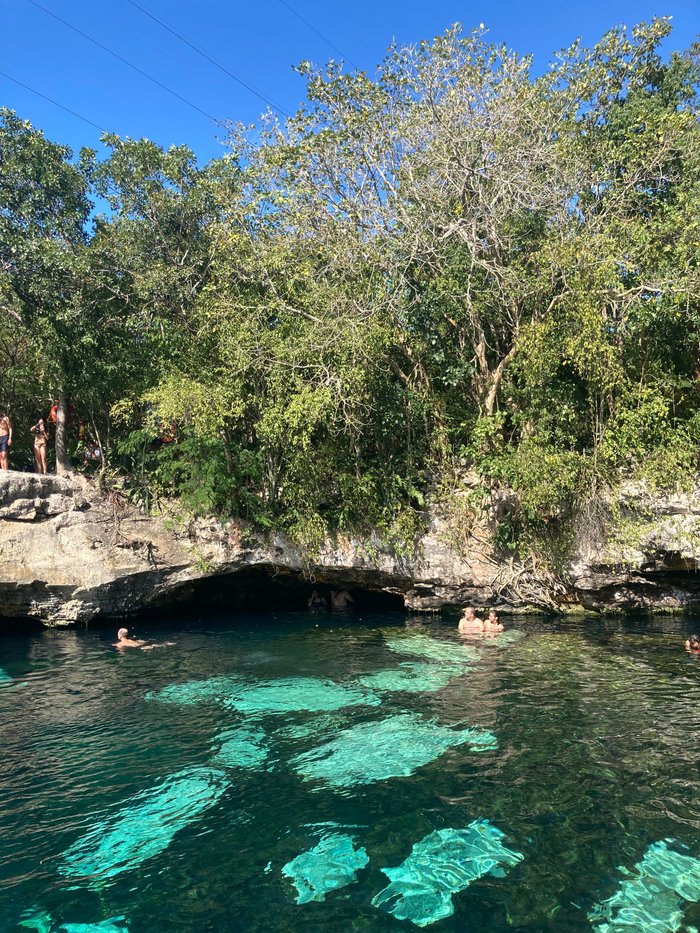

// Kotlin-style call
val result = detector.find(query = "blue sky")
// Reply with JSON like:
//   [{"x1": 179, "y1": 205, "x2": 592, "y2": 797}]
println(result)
[{"x1": 2, "y1": 0, "x2": 698, "y2": 164}]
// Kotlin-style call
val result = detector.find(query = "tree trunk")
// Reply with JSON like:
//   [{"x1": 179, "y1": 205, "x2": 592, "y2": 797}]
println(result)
[
  {"x1": 54, "y1": 389, "x2": 72, "y2": 475},
  {"x1": 482, "y1": 347, "x2": 517, "y2": 417}
]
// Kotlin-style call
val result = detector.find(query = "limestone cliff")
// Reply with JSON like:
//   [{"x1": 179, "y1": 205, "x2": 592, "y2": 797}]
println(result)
[{"x1": 2, "y1": 472, "x2": 700, "y2": 625}]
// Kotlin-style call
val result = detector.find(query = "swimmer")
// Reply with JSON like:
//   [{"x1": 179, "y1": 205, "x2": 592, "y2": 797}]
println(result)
[
  {"x1": 114, "y1": 627, "x2": 174, "y2": 650},
  {"x1": 330, "y1": 589, "x2": 354, "y2": 610},
  {"x1": 308, "y1": 589, "x2": 326, "y2": 609},
  {"x1": 114, "y1": 627, "x2": 145, "y2": 648},
  {"x1": 458, "y1": 608, "x2": 484, "y2": 634},
  {"x1": 484, "y1": 610, "x2": 504, "y2": 633},
  {"x1": 685, "y1": 634, "x2": 700, "y2": 653}
]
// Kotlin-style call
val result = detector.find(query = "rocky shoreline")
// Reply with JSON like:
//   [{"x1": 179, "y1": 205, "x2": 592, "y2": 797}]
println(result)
[{"x1": 2, "y1": 473, "x2": 700, "y2": 625}]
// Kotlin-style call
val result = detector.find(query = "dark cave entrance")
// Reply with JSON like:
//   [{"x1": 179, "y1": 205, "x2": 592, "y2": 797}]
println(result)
[{"x1": 168, "y1": 565, "x2": 406, "y2": 614}]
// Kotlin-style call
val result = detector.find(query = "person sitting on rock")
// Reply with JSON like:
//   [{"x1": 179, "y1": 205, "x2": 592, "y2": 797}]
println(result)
[
  {"x1": 330, "y1": 589, "x2": 354, "y2": 610},
  {"x1": 685, "y1": 634, "x2": 700, "y2": 654},
  {"x1": 458, "y1": 607, "x2": 484, "y2": 634}
]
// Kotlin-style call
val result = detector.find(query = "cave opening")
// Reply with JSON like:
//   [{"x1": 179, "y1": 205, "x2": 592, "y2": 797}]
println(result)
[{"x1": 165, "y1": 566, "x2": 406, "y2": 615}]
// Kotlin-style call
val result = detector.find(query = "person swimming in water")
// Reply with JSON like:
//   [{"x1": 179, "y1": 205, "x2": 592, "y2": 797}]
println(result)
[
  {"x1": 484, "y1": 610, "x2": 504, "y2": 633},
  {"x1": 114, "y1": 627, "x2": 174, "y2": 650},
  {"x1": 458, "y1": 608, "x2": 484, "y2": 634},
  {"x1": 114, "y1": 627, "x2": 145, "y2": 648},
  {"x1": 685, "y1": 634, "x2": 700, "y2": 653},
  {"x1": 308, "y1": 589, "x2": 326, "y2": 609},
  {"x1": 330, "y1": 589, "x2": 354, "y2": 610}
]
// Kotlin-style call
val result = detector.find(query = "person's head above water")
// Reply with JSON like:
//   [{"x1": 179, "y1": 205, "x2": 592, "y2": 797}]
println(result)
[
  {"x1": 687, "y1": 634, "x2": 700, "y2": 650},
  {"x1": 117, "y1": 627, "x2": 129, "y2": 640},
  {"x1": 463, "y1": 608, "x2": 477, "y2": 620}
]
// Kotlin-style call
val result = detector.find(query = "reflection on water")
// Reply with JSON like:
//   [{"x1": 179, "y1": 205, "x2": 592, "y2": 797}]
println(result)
[{"x1": 1, "y1": 613, "x2": 699, "y2": 931}]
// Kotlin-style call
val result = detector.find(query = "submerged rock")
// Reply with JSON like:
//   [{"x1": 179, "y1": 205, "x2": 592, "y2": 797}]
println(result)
[
  {"x1": 147, "y1": 674, "x2": 380, "y2": 716},
  {"x1": 282, "y1": 833, "x2": 369, "y2": 904},
  {"x1": 212, "y1": 725, "x2": 269, "y2": 769},
  {"x1": 145, "y1": 675, "x2": 244, "y2": 706},
  {"x1": 222, "y1": 677, "x2": 381, "y2": 715},
  {"x1": 60, "y1": 767, "x2": 229, "y2": 883},
  {"x1": 19, "y1": 909, "x2": 129, "y2": 932},
  {"x1": 588, "y1": 838, "x2": 700, "y2": 932},
  {"x1": 357, "y1": 661, "x2": 467, "y2": 693},
  {"x1": 291, "y1": 712, "x2": 497, "y2": 789},
  {"x1": 384, "y1": 634, "x2": 480, "y2": 664},
  {"x1": 372, "y1": 820, "x2": 524, "y2": 927}
]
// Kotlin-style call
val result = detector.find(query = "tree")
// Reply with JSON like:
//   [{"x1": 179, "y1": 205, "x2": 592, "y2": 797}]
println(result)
[
  {"x1": 0, "y1": 108, "x2": 91, "y2": 471},
  {"x1": 76, "y1": 136, "x2": 227, "y2": 466}
]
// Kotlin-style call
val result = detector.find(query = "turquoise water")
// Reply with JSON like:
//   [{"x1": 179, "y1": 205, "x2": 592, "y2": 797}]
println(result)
[{"x1": 1, "y1": 612, "x2": 700, "y2": 931}]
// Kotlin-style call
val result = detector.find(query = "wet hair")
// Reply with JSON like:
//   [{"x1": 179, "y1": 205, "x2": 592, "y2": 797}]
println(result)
[
  {"x1": 117, "y1": 627, "x2": 129, "y2": 639},
  {"x1": 689, "y1": 634, "x2": 700, "y2": 649}
]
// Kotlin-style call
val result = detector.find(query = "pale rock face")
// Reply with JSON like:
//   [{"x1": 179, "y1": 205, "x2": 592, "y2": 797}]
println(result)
[{"x1": 2, "y1": 473, "x2": 700, "y2": 625}]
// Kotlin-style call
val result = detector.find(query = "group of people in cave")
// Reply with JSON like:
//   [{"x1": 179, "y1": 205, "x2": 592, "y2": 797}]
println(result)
[{"x1": 307, "y1": 588, "x2": 354, "y2": 610}]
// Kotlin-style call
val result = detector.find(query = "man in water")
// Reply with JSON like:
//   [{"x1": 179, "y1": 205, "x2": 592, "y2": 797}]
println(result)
[
  {"x1": 114, "y1": 627, "x2": 145, "y2": 648},
  {"x1": 330, "y1": 589, "x2": 354, "y2": 610},
  {"x1": 114, "y1": 627, "x2": 174, "y2": 650},
  {"x1": 458, "y1": 608, "x2": 484, "y2": 633},
  {"x1": 0, "y1": 409, "x2": 12, "y2": 470}
]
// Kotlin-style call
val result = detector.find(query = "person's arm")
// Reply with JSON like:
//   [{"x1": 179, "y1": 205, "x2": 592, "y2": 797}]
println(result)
[{"x1": 7, "y1": 417, "x2": 12, "y2": 445}]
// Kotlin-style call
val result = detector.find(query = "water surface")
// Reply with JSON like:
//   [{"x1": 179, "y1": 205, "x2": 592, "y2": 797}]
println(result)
[{"x1": 1, "y1": 612, "x2": 700, "y2": 931}]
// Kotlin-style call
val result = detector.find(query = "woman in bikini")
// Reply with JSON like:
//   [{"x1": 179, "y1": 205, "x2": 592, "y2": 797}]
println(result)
[{"x1": 30, "y1": 417, "x2": 49, "y2": 474}]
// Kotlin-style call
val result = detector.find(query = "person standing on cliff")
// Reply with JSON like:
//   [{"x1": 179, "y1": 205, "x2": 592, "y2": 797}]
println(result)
[
  {"x1": 30, "y1": 416, "x2": 49, "y2": 474},
  {"x1": 0, "y1": 410, "x2": 12, "y2": 470}
]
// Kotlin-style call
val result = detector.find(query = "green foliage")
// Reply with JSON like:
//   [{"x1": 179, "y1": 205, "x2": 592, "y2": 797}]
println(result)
[{"x1": 2, "y1": 22, "x2": 699, "y2": 562}]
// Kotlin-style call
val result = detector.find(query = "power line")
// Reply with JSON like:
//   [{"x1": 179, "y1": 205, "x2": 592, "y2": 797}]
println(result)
[
  {"x1": 276, "y1": 0, "x2": 358, "y2": 69},
  {"x1": 124, "y1": 0, "x2": 291, "y2": 119},
  {"x1": 24, "y1": 0, "x2": 219, "y2": 124},
  {"x1": 0, "y1": 69, "x2": 107, "y2": 132}
]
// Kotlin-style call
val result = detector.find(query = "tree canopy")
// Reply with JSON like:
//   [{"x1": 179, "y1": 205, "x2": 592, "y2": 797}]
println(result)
[{"x1": 1, "y1": 20, "x2": 698, "y2": 556}]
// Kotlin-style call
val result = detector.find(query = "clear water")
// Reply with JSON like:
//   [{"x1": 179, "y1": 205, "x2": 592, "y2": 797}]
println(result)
[{"x1": 1, "y1": 612, "x2": 700, "y2": 931}]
